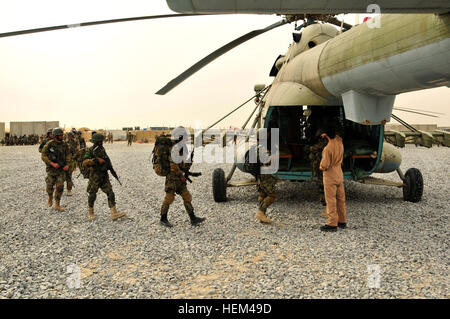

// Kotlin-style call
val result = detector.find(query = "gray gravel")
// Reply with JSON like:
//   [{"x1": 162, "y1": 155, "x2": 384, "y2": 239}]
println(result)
[{"x1": 0, "y1": 142, "x2": 448, "y2": 299}]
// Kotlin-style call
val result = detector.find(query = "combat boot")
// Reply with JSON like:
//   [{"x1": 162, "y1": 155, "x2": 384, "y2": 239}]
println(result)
[
  {"x1": 88, "y1": 207, "x2": 95, "y2": 221},
  {"x1": 160, "y1": 214, "x2": 173, "y2": 228},
  {"x1": 188, "y1": 212, "x2": 206, "y2": 226},
  {"x1": 110, "y1": 206, "x2": 126, "y2": 221},
  {"x1": 48, "y1": 195, "x2": 53, "y2": 207},
  {"x1": 256, "y1": 210, "x2": 271, "y2": 224},
  {"x1": 54, "y1": 200, "x2": 65, "y2": 212}
]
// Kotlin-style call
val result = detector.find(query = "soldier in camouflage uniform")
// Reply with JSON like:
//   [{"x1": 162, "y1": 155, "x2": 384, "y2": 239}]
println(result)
[
  {"x1": 127, "y1": 131, "x2": 133, "y2": 146},
  {"x1": 65, "y1": 131, "x2": 80, "y2": 196},
  {"x1": 159, "y1": 130, "x2": 205, "y2": 227},
  {"x1": 255, "y1": 144, "x2": 278, "y2": 224},
  {"x1": 39, "y1": 129, "x2": 53, "y2": 153},
  {"x1": 41, "y1": 128, "x2": 70, "y2": 211},
  {"x1": 82, "y1": 133, "x2": 125, "y2": 221},
  {"x1": 77, "y1": 131, "x2": 86, "y2": 149}
]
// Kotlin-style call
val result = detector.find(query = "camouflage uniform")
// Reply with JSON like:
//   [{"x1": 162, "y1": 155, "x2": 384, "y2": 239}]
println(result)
[
  {"x1": 66, "y1": 134, "x2": 80, "y2": 194},
  {"x1": 255, "y1": 145, "x2": 278, "y2": 222},
  {"x1": 159, "y1": 132, "x2": 205, "y2": 227},
  {"x1": 41, "y1": 138, "x2": 70, "y2": 209},
  {"x1": 80, "y1": 134, "x2": 125, "y2": 221},
  {"x1": 78, "y1": 133, "x2": 86, "y2": 149},
  {"x1": 83, "y1": 145, "x2": 116, "y2": 209},
  {"x1": 127, "y1": 131, "x2": 133, "y2": 146},
  {"x1": 161, "y1": 159, "x2": 194, "y2": 218}
]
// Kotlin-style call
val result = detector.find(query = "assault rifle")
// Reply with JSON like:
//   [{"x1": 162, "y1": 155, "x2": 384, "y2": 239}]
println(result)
[
  {"x1": 93, "y1": 146, "x2": 122, "y2": 186},
  {"x1": 181, "y1": 149, "x2": 201, "y2": 183},
  {"x1": 182, "y1": 169, "x2": 202, "y2": 183}
]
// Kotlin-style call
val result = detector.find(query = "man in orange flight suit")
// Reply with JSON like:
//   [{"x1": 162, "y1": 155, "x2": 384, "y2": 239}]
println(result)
[{"x1": 319, "y1": 126, "x2": 347, "y2": 232}]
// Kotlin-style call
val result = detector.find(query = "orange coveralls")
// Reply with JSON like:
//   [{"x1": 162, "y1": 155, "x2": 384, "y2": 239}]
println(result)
[{"x1": 319, "y1": 135, "x2": 347, "y2": 227}]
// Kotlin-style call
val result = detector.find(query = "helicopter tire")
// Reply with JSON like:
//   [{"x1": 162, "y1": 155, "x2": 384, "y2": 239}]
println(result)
[
  {"x1": 212, "y1": 168, "x2": 227, "y2": 202},
  {"x1": 402, "y1": 168, "x2": 423, "y2": 203}
]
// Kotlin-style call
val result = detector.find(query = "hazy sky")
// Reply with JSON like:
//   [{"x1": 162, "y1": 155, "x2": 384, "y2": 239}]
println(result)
[{"x1": 0, "y1": 0, "x2": 449, "y2": 130}]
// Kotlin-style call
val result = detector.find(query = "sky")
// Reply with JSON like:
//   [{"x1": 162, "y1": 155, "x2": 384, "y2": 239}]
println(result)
[{"x1": 0, "y1": 0, "x2": 449, "y2": 130}]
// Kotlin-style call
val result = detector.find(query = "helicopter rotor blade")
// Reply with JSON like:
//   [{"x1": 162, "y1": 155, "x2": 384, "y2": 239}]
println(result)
[
  {"x1": 393, "y1": 108, "x2": 439, "y2": 118},
  {"x1": 0, "y1": 14, "x2": 213, "y2": 39},
  {"x1": 155, "y1": 18, "x2": 289, "y2": 95},
  {"x1": 394, "y1": 106, "x2": 445, "y2": 115}
]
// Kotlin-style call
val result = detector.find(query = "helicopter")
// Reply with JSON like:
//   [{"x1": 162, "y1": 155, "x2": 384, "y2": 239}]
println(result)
[
  {"x1": 1, "y1": 1, "x2": 449, "y2": 204},
  {"x1": 156, "y1": 0, "x2": 450, "y2": 204}
]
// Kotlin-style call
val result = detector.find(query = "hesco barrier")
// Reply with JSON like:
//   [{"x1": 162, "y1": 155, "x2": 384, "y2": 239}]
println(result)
[
  {"x1": 9, "y1": 121, "x2": 59, "y2": 136},
  {"x1": 0, "y1": 122, "x2": 5, "y2": 139}
]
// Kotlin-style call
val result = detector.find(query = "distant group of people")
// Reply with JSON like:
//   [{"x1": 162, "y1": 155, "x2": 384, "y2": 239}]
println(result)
[
  {"x1": 1, "y1": 134, "x2": 40, "y2": 146},
  {"x1": 39, "y1": 128, "x2": 126, "y2": 221}
]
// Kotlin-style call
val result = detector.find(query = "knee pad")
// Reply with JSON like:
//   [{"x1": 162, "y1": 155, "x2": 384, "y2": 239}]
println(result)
[{"x1": 163, "y1": 193, "x2": 175, "y2": 205}]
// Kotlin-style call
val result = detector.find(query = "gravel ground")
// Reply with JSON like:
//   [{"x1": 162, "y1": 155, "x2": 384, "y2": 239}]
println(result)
[{"x1": 0, "y1": 142, "x2": 448, "y2": 299}]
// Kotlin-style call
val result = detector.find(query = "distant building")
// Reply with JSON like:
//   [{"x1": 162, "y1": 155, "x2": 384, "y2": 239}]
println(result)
[{"x1": 9, "y1": 121, "x2": 59, "y2": 136}]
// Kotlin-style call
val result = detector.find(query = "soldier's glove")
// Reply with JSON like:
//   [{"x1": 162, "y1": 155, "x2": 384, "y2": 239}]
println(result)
[
  {"x1": 180, "y1": 176, "x2": 187, "y2": 183},
  {"x1": 50, "y1": 162, "x2": 60, "y2": 169}
]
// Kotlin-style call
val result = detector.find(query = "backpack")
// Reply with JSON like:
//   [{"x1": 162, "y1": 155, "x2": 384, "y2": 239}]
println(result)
[
  {"x1": 152, "y1": 135, "x2": 173, "y2": 176},
  {"x1": 76, "y1": 148, "x2": 90, "y2": 179}
]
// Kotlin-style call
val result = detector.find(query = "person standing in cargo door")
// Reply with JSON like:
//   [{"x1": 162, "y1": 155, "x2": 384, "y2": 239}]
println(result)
[{"x1": 319, "y1": 125, "x2": 347, "y2": 232}]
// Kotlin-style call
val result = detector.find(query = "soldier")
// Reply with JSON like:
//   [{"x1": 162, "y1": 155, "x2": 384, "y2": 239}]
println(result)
[
  {"x1": 127, "y1": 130, "x2": 133, "y2": 146},
  {"x1": 255, "y1": 144, "x2": 278, "y2": 224},
  {"x1": 159, "y1": 129, "x2": 205, "y2": 227},
  {"x1": 77, "y1": 131, "x2": 86, "y2": 149},
  {"x1": 65, "y1": 131, "x2": 80, "y2": 196},
  {"x1": 82, "y1": 133, "x2": 125, "y2": 221},
  {"x1": 39, "y1": 129, "x2": 53, "y2": 153},
  {"x1": 41, "y1": 128, "x2": 70, "y2": 211},
  {"x1": 309, "y1": 129, "x2": 329, "y2": 217}
]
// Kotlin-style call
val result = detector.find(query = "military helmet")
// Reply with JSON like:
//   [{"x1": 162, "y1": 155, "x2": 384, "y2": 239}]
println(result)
[
  {"x1": 67, "y1": 131, "x2": 74, "y2": 137},
  {"x1": 91, "y1": 133, "x2": 105, "y2": 142},
  {"x1": 52, "y1": 128, "x2": 64, "y2": 136}
]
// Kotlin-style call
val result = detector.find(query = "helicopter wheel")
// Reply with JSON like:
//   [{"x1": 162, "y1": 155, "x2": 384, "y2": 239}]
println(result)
[
  {"x1": 402, "y1": 168, "x2": 423, "y2": 202},
  {"x1": 212, "y1": 168, "x2": 227, "y2": 202}
]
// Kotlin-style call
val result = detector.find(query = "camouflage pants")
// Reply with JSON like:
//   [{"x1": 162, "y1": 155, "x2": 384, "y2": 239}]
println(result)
[
  {"x1": 87, "y1": 173, "x2": 115, "y2": 208},
  {"x1": 46, "y1": 172, "x2": 65, "y2": 201},
  {"x1": 257, "y1": 174, "x2": 277, "y2": 213},
  {"x1": 65, "y1": 162, "x2": 76, "y2": 190},
  {"x1": 161, "y1": 175, "x2": 193, "y2": 215}
]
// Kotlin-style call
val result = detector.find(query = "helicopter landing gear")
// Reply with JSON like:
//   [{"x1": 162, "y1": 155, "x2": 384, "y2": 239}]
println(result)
[
  {"x1": 400, "y1": 168, "x2": 423, "y2": 203},
  {"x1": 212, "y1": 168, "x2": 227, "y2": 202}
]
